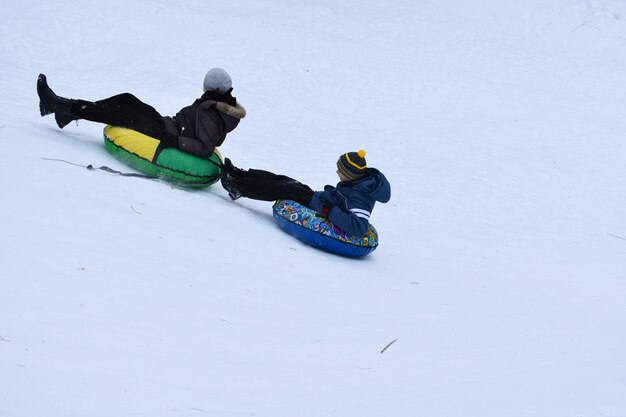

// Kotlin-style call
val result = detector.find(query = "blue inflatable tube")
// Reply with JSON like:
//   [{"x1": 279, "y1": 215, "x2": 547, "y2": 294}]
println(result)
[{"x1": 272, "y1": 200, "x2": 379, "y2": 257}]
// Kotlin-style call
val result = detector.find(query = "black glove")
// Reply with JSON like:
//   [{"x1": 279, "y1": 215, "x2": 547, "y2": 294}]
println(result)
[{"x1": 160, "y1": 132, "x2": 179, "y2": 149}]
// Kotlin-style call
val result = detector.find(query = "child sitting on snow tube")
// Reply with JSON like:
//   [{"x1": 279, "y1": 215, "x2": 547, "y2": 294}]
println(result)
[
  {"x1": 36, "y1": 68, "x2": 246, "y2": 160},
  {"x1": 220, "y1": 150, "x2": 391, "y2": 239}
]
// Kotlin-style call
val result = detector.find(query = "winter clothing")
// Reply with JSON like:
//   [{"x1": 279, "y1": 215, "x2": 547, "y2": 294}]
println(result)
[
  {"x1": 308, "y1": 168, "x2": 391, "y2": 237},
  {"x1": 203, "y1": 68, "x2": 232, "y2": 94},
  {"x1": 67, "y1": 93, "x2": 167, "y2": 137},
  {"x1": 221, "y1": 160, "x2": 314, "y2": 205},
  {"x1": 337, "y1": 149, "x2": 368, "y2": 180},
  {"x1": 221, "y1": 160, "x2": 391, "y2": 238},
  {"x1": 158, "y1": 131, "x2": 180, "y2": 149},
  {"x1": 168, "y1": 91, "x2": 246, "y2": 158},
  {"x1": 36, "y1": 73, "x2": 245, "y2": 160},
  {"x1": 37, "y1": 74, "x2": 77, "y2": 128}
]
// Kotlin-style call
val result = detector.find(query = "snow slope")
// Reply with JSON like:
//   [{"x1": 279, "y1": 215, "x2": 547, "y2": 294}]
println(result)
[{"x1": 1, "y1": 1, "x2": 625, "y2": 416}]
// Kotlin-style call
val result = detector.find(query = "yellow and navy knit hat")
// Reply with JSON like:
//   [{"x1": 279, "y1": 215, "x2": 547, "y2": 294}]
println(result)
[{"x1": 337, "y1": 150, "x2": 367, "y2": 180}]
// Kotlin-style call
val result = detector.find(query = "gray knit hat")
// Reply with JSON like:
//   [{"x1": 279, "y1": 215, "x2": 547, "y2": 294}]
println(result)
[{"x1": 203, "y1": 68, "x2": 232, "y2": 94}]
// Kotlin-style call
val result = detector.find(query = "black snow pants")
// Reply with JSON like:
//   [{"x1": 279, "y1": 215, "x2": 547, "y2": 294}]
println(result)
[
  {"x1": 70, "y1": 93, "x2": 167, "y2": 139},
  {"x1": 238, "y1": 169, "x2": 315, "y2": 206}
]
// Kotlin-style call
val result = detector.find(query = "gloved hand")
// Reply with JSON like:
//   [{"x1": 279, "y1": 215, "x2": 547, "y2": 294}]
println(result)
[
  {"x1": 160, "y1": 132, "x2": 179, "y2": 149},
  {"x1": 321, "y1": 205, "x2": 333, "y2": 218}
]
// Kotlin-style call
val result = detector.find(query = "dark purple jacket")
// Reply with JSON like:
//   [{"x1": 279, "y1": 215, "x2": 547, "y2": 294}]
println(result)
[{"x1": 162, "y1": 99, "x2": 246, "y2": 158}]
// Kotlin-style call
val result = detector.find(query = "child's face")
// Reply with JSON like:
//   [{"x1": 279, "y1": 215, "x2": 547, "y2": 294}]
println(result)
[{"x1": 337, "y1": 169, "x2": 350, "y2": 182}]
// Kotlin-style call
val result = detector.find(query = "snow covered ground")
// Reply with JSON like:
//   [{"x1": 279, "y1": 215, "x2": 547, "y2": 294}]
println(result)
[{"x1": 1, "y1": 1, "x2": 625, "y2": 416}]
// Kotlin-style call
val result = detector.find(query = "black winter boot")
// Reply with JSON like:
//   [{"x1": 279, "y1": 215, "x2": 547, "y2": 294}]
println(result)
[
  {"x1": 54, "y1": 110, "x2": 77, "y2": 129},
  {"x1": 220, "y1": 167, "x2": 243, "y2": 201},
  {"x1": 37, "y1": 74, "x2": 77, "y2": 128},
  {"x1": 223, "y1": 158, "x2": 246, "y2": 179},
  {"x1": 221, "y1": 175, "x2": 243, "y2": 201}
]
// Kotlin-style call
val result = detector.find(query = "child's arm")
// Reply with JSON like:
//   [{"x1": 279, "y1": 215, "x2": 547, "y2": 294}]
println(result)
[
  {"x1": 309, "y1": 188, "x2": 370, "y2": 237},
  {"x1": 325, "y1": 206, "x2": 369, "y2": 238}
]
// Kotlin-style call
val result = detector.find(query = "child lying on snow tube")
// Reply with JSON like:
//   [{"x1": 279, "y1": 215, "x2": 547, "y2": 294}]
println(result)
[
  {"x1": 221, "y1": 150, "x2": 391, "y2": 254},
  {"x1": 36, "y1": 69, "x2": 246, "y2": 160}
]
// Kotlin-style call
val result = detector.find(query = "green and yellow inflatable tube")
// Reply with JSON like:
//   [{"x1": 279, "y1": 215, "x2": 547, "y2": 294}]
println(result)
[{"x1": 103, "y1": 125, "x2": 222, "y2": 188}]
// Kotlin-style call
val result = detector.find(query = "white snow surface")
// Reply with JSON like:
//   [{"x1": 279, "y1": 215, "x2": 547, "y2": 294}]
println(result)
[{"x1": 1, "y1": 1, "x2": 626, "y2": 416}]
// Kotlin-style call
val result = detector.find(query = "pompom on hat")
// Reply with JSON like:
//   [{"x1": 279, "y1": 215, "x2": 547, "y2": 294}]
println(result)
[
  {"x1": 203, "y1": 68, "x2": 232, "y2": 94},
  {"x1": 337, "y1": 150, "x2": 367, "y2": 180}
]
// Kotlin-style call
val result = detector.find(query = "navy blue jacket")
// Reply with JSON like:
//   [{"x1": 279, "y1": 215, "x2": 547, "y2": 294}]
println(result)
[{"x1": 309, "y1": 168, "x2": 391, "y2": 237}]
